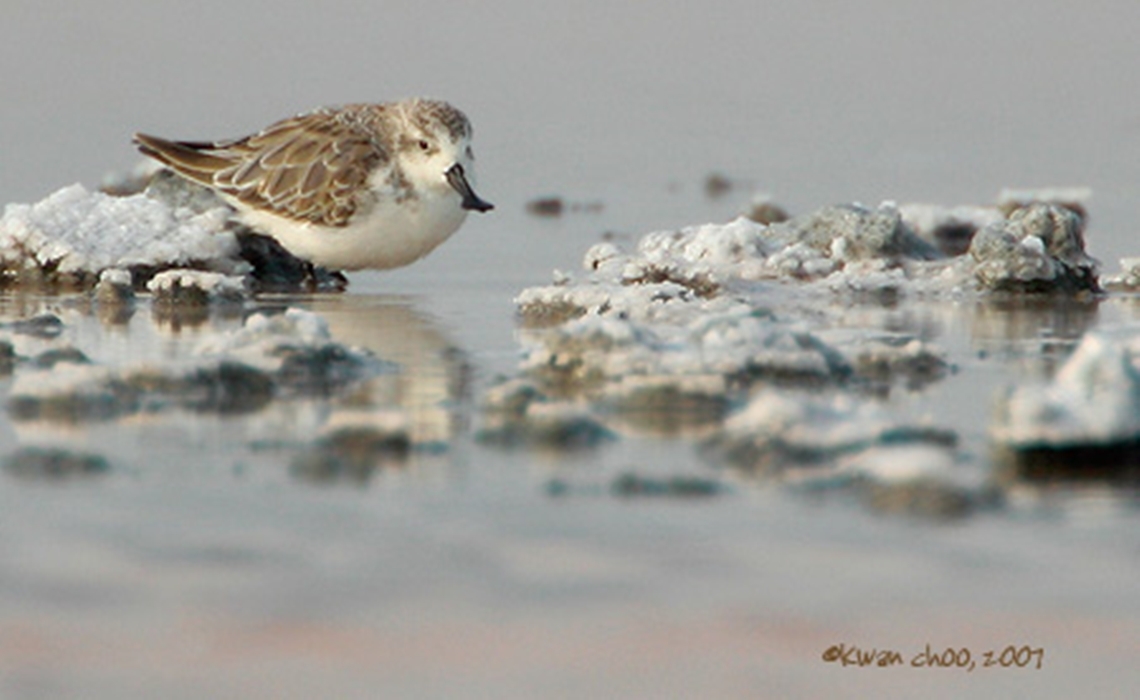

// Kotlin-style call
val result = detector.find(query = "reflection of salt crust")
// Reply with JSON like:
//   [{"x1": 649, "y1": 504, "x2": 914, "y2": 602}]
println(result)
[
  {"x1": 10, "y1": 363, "x2": 117, "y2": 400},
  {"x1": 7, "y1": 308, "x2": 382, "y2": 422},
  {"x1": 994, "y1": 332, "x2": 1140, "y2": 447},
  {"x1": 707, "y1": 389, "x2": 973, "y2": 488},
  {"x1": 196, "y1": 308, "x2": 359, "y2": 371}
]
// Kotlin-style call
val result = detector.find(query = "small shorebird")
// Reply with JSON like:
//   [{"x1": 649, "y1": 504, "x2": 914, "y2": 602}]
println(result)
[{"x1": 134, "y1": 98, "x2": 492, "y2": 272}]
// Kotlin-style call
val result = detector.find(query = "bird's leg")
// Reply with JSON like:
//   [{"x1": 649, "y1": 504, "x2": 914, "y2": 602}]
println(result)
[{"x1": 302, "y1": 261, "x2": 318, "y2": 293}]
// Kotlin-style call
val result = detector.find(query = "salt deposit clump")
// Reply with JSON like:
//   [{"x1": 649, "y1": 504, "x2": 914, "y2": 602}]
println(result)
[
  {"x1": 969, "y1": 203, "x2": 1099, "y2": 294},
  {"x1": 996, "y1": 186, "x2": 1091, "y2": 222},
  {"x1": 0, "y1": 178, "x2": 347, "y2": 294},
  {"x1": 147, "y1": 270, "x2": 247, "y2": 307},
  {"x1": 761, "y1": 203, "x2": 941, "y2": 271},
  {"x1": 1098, "y1": 258, "x2": 1140, "y2": 292},
  {"x1": 522, "y1": 195, "x2": 1102, "y2": 324},
  {"x1": 520, "y1": 297, "x2": 848, "y2": 385},
  {"x1": 567, "y1": 205, "x2": 947, "y2": 299},
  {"x1": 0, "y1": 184, "x2": 243, "y2": 288},
  {"x1": 93, "y1": 268, "x2": 136, "y2": 307}
]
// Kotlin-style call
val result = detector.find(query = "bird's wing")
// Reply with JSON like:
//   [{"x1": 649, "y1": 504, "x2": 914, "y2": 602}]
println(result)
[{"x1": 134, "y1": 110, "x2": 388, "y2": 227}]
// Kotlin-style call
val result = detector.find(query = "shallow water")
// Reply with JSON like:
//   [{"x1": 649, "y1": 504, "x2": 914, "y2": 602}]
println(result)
[
  {"x1": 3, "y1": 2, "x2": 1140, "y2": 698},
  {"x1": 0, "y1": 278, "x2": 1136, "y2": 700}
]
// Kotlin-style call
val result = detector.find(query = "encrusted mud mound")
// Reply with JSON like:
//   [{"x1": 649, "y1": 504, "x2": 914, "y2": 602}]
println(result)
[
  {"x1": 148, "y1": 270, "x2": 248, "y2": 308},
  {"x1": 0, "y1": 183, "x2": 239, "y2": 290},
  {"x1": 969, "y1": 204, "x2": 1099, "y2": 294},
  {"x1": 760, "y1": 203, "x2": 942, "y2": 272},
  {"x1": 520, "y1": 197, "x2": 1100, "y2": 332},
  {"x1": 0, "y1": 173, "x2": 347, "y2": 295},
  {"x1": 1102, "y1": 258, "x2": 1140, "y2": 291}
]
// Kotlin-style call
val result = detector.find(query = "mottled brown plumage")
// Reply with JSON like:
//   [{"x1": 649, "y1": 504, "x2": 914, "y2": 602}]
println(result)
[{"x1": 135, "y1": 106, "x2": 395, "y2": 227}]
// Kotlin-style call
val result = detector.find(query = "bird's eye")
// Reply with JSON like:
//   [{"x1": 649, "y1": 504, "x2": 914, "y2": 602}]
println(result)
[
  {"x1": 466, "y1": 146, "x2": 474, "y2": 160},
  {"x1": 418, "y1": 139, "x2": 430, "y2": 151}
]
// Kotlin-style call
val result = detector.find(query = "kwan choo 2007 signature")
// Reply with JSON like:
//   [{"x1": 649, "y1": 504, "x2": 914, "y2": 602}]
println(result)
[{"x1": 821, "y1": 643, "x2": 1044, "y2": 671}]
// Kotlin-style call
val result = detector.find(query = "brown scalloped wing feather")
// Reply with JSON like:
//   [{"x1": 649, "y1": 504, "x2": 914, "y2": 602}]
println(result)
[{"x1": 136, "y1": 111, "x2": 387, "y2": 227}]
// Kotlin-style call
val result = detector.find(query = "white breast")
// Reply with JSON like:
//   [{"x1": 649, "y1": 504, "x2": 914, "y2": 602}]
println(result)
[{"x1": 232, "y1": 187, "x2": 469, "y2": 271}]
